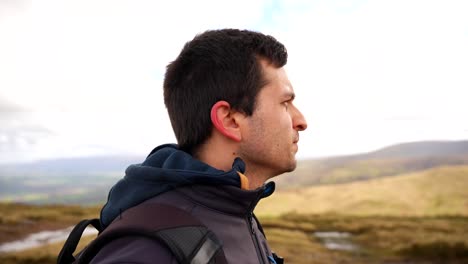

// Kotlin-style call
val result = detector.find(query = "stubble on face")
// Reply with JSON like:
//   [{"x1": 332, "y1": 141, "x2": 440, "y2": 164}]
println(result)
[
  {"x1": 238, "y1": 112, "x2": 297, "y2": 181},
  {"x1": 237, "y1": 62, "x2": 298, "y2": 181}
]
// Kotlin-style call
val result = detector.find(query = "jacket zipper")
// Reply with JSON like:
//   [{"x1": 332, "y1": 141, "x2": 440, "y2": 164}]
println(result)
[
  {"x1": 246, "y1": 189, "x2": 267, "y2": 264},
  {"x1": 247, "y1": 212, "x2": 266, "y2": 264}
]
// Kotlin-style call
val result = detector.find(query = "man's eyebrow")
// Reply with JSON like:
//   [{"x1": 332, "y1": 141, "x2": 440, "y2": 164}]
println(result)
[{"x1": 283, "y1": 91, "x2": 295, "y2": 100}]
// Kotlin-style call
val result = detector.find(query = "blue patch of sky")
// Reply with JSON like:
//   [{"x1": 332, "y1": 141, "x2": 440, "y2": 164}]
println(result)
[
  {"x1": 254, "y1": 0, "x2": 313, "y2": 31},
  {"x1": 253, "y1": 0, "x2": 368, "y2": 32}
]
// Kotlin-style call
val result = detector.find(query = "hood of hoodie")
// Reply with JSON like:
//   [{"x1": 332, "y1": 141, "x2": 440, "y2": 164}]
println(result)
[{"x1": 100, "y1": 144, "x2": 274, "y2": 228}]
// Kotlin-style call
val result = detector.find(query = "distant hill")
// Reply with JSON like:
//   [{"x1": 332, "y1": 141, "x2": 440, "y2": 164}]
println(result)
[
  {"x1": 275, "y1": 140, "x2": 468, "y2": 188},
  {"x1": 0, "y1": 155, "x2": 145, "y2": 205},
  {"x1": 258, "y1": 164, "x2": 468, "y2": 216},
  {"x1": 1, "y1": 140, "x2": 467, "y2": 205},
  {"x1": 360, "y1": 140, "x2": 468, "y2": 159},
  {"x1": 0, "y1": 155, "x2": 145, "y2": 177}
]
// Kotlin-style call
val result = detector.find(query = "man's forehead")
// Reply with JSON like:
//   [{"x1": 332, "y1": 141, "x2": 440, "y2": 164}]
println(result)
[
  {"x1": 281, "y1": 65, "x2": 295, "y2": 92},
  {"x1": 272, "y1": 67, "x2": 295, "y2": 95},
  {"x1": 260, "y1": 67, "x2": 295, "y2": 99}
]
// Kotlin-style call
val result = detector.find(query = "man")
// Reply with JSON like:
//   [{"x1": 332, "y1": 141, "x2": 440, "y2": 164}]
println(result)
[{"x1": 92, "y1": 29, "x2": 307, "y2": 263}]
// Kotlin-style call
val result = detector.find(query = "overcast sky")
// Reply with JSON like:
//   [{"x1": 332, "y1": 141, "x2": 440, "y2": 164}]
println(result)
[{"x1": 1, "y1": 0, "x2": 467, "y2": 163}]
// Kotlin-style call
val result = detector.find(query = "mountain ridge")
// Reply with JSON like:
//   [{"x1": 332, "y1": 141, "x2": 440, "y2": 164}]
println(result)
[
  {"x1": 1, "y1": 139, "x2": 467, "y2": 204},
  {"x1": 275, "y1": 139, "x2": 468, "y2": 188},
  {"x1": 1, "y1": 140, "x2": 467, "y2": 175}
]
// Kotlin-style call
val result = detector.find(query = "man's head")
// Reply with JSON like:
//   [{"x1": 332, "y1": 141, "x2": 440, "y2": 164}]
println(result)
[
  {"x1": 164, "y1": 29, "x2": 287, "y2": 154},
  {"x1": 164, "y1": 29, "x2": 307, "y2": 184}
]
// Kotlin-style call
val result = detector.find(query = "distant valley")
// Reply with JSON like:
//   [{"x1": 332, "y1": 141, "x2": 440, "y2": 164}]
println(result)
[
  {"x1": 1, "y1": 140, "x2": 467, "y2": 205},
  {"x1": 1, "y1": 140, "x2": 468, "y2": 264},
  {"x1": 0, "y1": 155, "x2": 144, "y2": 204}
]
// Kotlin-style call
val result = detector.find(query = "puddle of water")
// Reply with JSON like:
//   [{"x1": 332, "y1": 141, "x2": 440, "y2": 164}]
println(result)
[
  {"x1": 314, "y1": 231, "x2": 360, "y2": 252},
  {"x1": 0, "y1": 226, "x2": 98, "y2": 253},
  {"x1": 1, "y1": 228, "x2": 360, "y2": 254}
]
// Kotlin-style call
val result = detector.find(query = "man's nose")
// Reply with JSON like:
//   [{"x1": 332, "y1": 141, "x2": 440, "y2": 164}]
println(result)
[{"x1": 293, "y1": 107, "x2": 307, "y2": 131}]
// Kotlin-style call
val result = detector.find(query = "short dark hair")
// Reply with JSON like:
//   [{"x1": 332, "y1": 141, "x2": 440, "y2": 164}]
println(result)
[{"x1": 163, "y1": 29, "x2": 288, "y2": 154}]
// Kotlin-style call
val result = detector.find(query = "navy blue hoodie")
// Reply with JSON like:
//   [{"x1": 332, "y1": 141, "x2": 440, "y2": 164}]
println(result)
[{"x1": 100, "y1": 144, "x2": 253, "y2": 228}]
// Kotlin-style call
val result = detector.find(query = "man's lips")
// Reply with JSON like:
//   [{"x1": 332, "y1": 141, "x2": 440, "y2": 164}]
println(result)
[{"x1": 293, "y1": 134, "x2": 299, "y2": 144}]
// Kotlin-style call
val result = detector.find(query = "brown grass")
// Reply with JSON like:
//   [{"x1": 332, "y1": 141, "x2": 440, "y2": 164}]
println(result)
[
  {"x1": 2, "y1": 211, "x2": 467, "y2": 263},
  {"x1": 258, "y1": 165, "x2": 468, "y2": 217},
  {"x1": 0, "y1": 203, "x2": 100, "y2": 244},
  {"x1": 0, "y1": 235, "x2": 96, "y2": 264}
]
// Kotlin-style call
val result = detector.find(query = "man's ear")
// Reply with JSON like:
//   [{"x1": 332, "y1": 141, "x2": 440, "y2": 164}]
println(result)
[{"x1": 210, "y1": 101, "x2": 242, "y2": 142}]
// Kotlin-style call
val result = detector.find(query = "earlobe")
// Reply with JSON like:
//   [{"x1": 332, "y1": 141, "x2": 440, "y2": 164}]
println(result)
[{"x1": 210, "y1": 101, "x2": 241, "y2": 142}]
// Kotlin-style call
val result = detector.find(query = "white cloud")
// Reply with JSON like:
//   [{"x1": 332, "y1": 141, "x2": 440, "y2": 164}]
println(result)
[
  {"x1": 1, "y1": 0, "x2": 467, "y2": 162},
  {"x1": 0, "y1": 0, "x2": 268, "y2": 111},
  {"x1": 266, "y1": 0, "x2": 468, "y2": 157}
]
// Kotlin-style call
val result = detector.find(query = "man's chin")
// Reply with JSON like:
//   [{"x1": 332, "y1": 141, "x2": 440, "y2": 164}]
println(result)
[
  {"x1": 269, "y1": 159, "x2": 297, "y2": 177},
  {"x1": 284, "y1": 160, "x2": 297, "y2": 173}
]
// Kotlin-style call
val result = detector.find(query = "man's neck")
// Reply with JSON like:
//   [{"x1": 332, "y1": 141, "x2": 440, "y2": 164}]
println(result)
[
  {"x1": 194, "y1": 145, "x2": 236, "y2": 172},
  {"x1": 194, "y1": 146, "x2": 270, "y2": 190}
]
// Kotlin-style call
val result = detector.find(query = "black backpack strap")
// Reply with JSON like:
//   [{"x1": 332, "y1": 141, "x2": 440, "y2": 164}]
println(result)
[
  {"x1": 76, "y1": 203, "x2": 227, "y2": 264},
  {"x1": 157, "y1": 226, "x2": 224, "y2": 264},
  {"x1": 57, "y1": 218, "x2": 102, "y2": 264}
]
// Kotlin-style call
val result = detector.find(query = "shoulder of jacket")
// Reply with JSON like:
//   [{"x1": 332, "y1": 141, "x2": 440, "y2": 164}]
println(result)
[{"x1": 90, "y1": 236, "x2": 177, "y2": 264}]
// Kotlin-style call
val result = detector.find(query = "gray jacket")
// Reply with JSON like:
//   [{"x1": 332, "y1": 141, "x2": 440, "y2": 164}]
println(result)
[{"x1": 91, "y1": 184, "x2": 276, "y2": 264}]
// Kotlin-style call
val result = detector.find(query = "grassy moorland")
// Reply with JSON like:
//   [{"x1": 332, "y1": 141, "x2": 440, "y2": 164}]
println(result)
[
  {"x1": 0, "y1": 232, "x2": 96, "y2": 264},
  {"x1": 258, "y1": 165, "x2": 468, "y2": 217},
  {"x1": 1, "y1": 165, "x2": 468, "y2": 263},
  {"x1": 0, "y1": 203, "x2": 100, "y2": 263},
  {"x1": 1, "y1": 212, "x2": 467, "y2": 264},
  {"x1": 0, "y1": 203, "x2": 100, "y2": 244},
  {"x1": 255, "y1": 165, "x2": 468, "y2": 263},
  {"x1": 262, "y1": 214, "x2": 468, "y2": 264}
]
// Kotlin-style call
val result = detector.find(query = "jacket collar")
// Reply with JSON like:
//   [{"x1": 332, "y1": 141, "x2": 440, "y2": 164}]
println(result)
[{"x1": 167, "y1": 182, "x2": 275, "y2": 216}]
